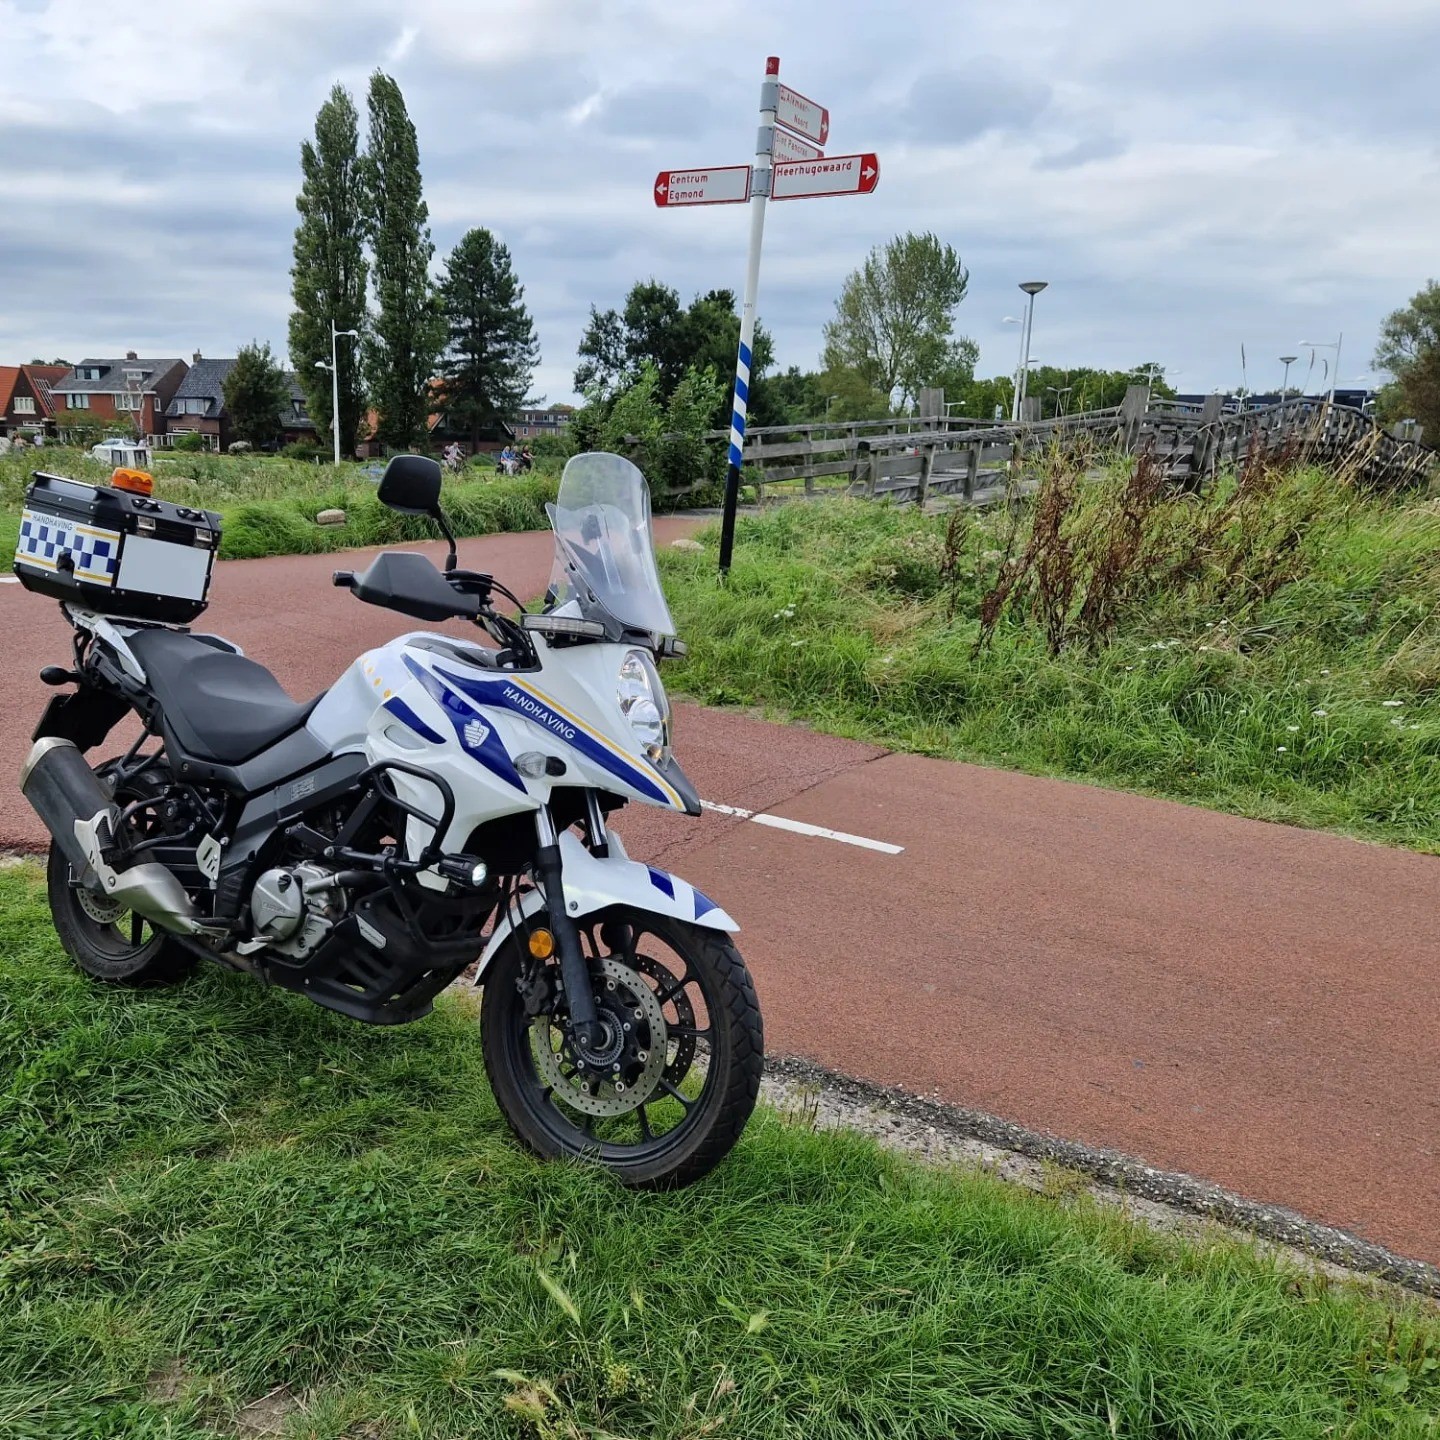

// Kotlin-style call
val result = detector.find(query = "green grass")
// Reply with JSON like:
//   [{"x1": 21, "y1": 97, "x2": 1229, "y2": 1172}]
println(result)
[
  {"x1": 0, "y1": 448, "x2": 560, "y2": 566},
  {"x1": 3, "y1": 866, "x2": 1440, "y2": 1438},
  {"x1": 659, "y1": 475, "x2": 1440, "y2": 853}
]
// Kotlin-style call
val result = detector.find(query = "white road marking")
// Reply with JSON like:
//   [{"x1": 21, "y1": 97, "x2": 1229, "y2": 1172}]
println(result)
[{"x1": 702, "y1": 800, "x2": 904, "y2": 855}]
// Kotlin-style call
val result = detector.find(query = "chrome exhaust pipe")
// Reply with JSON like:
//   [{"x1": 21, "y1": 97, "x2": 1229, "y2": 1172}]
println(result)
[{"x1": 21, "y1": 737, "x2": 201, "y2": 935}]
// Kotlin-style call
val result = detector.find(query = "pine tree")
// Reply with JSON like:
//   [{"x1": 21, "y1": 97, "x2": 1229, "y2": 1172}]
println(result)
[
  {"x1": 223, "y1": 341, "x2": 289, "y2": 447},
  {"x1": 288, "y1": 84, "x2": 369, "y2": 458},
  {"x1": 438, "y1": 228, "x2": 539, "y2": 449},
  {"x1": 362, "y1": 72, "x2": 444, "y2": 452}
]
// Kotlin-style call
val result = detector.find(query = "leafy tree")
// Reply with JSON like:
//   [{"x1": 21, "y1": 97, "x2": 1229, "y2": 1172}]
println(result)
[
  {"x1": 289, "y1": 84, "x2": 369, "y2": 459},
  {"x1": 822, "y1": 231, "x2": 972, "y2": 406},
  {"x1": 575, "y1": 280, "x2": 772, "y2": 427},
  {"x1": 222, "y1": 341, "x2": 288, "y2": 447},
  {"x1": 437, "y1": 228, "x2": 539, "y2": 449},
  {"x1": 362, "y1": 71, "x2": 444, "y2": 451},
  {"x1": 1374, "y1": 280, "x2": 1440, "y2": 436},
  {"x1": 51, "y1": 410, "x2": 107, "y2": 446}
]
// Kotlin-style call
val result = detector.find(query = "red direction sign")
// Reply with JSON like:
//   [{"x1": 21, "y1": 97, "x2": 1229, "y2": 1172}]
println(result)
[
  {"x1": 771, "y1": 152, "x2": 879, "y2": 201},
  {"x1": 654, "y1": 165, "x2": 752, "y2": 207},
  {"x1": 772, "y1": 127, "x2": 824, "y2": 163},
  {"x1": 775, "y1": 83, "x2": 830, "y2": 146}
]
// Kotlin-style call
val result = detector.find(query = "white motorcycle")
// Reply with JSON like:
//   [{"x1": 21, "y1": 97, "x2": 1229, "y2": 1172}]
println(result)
[{"x1": 20, "y1": 451, "x2": 763, "y2": 1187}]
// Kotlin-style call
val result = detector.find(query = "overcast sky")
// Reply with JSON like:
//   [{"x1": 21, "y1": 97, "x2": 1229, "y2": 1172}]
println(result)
[{"x1": 3, "y1": 0, "x2": 1436, "y2": 402}]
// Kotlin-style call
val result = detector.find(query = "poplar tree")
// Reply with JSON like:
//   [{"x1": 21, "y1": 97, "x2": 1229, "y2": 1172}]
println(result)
[
  {"x1": 438, "y1": 228, "x2": 539, "y2": 449},
  {"x1": 362, "y1": 71, "x2": 444, "y2": 451},
  {"x1": 288, "y1": 84, "x2": 368, "y2": 457}
]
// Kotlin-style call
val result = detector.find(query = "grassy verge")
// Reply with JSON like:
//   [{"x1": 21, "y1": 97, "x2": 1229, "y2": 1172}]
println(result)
[
  {"x1": 2, "y1": 865, "x2": 1439, "y2": 1438},
  {"x1": 0, "y1": 449, "x2": 559, "y2": 567},
  {"x1": 659, "y1": 466, "x2": 1440, "y2": 853}
]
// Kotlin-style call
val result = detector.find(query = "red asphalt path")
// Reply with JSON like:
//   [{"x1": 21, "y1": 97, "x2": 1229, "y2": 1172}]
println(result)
[{"x1": 2, "y1": 526, "x2": 1438, "y2": 1264}]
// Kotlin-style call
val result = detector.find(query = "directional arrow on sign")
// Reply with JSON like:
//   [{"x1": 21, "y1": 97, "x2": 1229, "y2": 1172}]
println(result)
[
  {"x1": 653, "y1": 165, "x2": 752, "y2": 207},
  {"x1": 771, "y1": 152, "x2": 880, "y2": 201},
  {"x1": 771, "y1": 127, "x2": 824, "y2": 163}
]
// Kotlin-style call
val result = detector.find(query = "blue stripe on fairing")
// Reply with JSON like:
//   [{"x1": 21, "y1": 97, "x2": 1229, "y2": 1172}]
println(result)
[
  {"x1": 691, "y1": 887, "x2": 720, "y2": 921},
  {"x1": 429, "y1": 663, "x2": 673, "y2": 806},
  {"x1": 647, "y1": 866, "x2": 675, "y2": 900},
  {"x1": 401, "y1": 654, "x2": 526, "y2": 791},
  {"x1": 384, "y1": 696, "x2": 443, "y2": 745}
]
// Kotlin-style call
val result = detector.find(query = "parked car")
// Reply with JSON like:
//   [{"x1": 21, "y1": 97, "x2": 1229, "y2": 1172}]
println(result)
[{"x1": 90, "y1": 438, "x2": 151, "y2": 469}]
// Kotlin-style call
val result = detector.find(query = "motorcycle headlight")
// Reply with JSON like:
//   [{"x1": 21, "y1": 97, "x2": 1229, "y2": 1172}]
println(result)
[{"x1": 617, "y1": 649, "x2": 670, "y2": 761}]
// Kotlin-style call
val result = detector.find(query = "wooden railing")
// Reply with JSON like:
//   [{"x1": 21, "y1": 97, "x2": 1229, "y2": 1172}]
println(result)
[{"x1": 678, "y1": 388, "x2": 1433, "y2": 505}]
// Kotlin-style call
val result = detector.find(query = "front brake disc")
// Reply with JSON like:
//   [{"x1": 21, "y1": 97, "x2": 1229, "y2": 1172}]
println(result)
[{"x1": 531, "y1": 956, "x2": 668, "y2": 1117}]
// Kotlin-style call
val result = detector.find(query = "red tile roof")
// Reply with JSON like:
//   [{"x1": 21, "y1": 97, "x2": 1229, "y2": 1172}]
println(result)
[
  {"x1": 21, "y1": 365, "x2": 69, "y2": 418},
  {"x1": 0, "y1": 367, "x2": 19, "y2": 416}
]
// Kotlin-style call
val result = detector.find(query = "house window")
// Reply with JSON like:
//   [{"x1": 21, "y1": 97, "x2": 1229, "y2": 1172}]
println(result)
[
  {"x1": 13, "y1": 397, "x2": 35, "y2": 414},
  {"x1": 66, "y1": 394, "x2": 90, "y2": 410},
  {"x1": 124, "y1": 369, "x2": 144, "y2": 382},
  {"x1": 116, "y1": 394, "x2": 141, "y2": 411},
  {"x1": 77, "y1": 367, "x2": 102, "y2": 381},
  {"x1": 292, "y1": 400, "x2": 307, "y2": 417}
]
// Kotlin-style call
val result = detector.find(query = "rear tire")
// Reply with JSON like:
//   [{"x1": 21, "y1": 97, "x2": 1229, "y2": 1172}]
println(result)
[
  {"x1": 46, "y1": 844, "x2": 196, "y2": 986},
  {"x1": 482, "y1": 908, "x2": 763, "y2": 1189}
]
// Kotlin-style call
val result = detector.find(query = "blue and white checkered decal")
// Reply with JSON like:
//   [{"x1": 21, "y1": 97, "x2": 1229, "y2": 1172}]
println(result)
[{"x1": 16, "y1": 507, "x2": 121, "y2": 586}]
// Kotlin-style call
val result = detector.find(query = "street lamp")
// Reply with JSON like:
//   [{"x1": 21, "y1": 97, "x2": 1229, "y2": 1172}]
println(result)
[
  {"x1": 1279, "y1": 354, "x2": 1298, "y2": 399},
  {"x1": 1015, "y1": 281, "x2": 1048, "y2": 419},
  {"x1": 314, "y1": 320, "x2": 359, "y2": 465},
  {"x1": 824, "y1": 393, "x2": 840, "y2": 421},
  {"x1": 1045, "y1": 385, "x2": 1073, "y2": 417},
  {"x1": 1298, "y1": 334, "x2": 1342, "y2": 405},
  {"x1": 1003, "y1": 316, "x2": 1024, "y2": 422}
]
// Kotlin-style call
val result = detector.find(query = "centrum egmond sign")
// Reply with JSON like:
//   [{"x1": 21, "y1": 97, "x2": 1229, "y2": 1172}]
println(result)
[
  {"x1": 652, "y1": 59, "x2": 879, "y2": 573},
  {"x1": 653, "y1": 165, "x2": 752, "y2": 208}
]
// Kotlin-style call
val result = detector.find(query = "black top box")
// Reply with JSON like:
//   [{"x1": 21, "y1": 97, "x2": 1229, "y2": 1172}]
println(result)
[{"x1": 15, "y1": 471, "x2": 222, "y2": 625}]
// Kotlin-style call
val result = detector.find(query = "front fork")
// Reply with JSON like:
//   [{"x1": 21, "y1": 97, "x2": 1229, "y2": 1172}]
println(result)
[{"x1": 533, "y1": 805, "x2": 602, "y2": 1046}]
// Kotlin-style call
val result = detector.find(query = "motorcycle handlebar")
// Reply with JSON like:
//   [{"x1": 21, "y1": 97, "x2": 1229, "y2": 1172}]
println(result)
[{"x1": 332, "y1": 570, "x2": 356, "y2": 588}]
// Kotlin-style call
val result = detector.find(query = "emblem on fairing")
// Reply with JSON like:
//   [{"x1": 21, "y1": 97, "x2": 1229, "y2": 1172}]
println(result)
[{"x1": 463, "y1": 718, "x2": 491, "y2": 750}]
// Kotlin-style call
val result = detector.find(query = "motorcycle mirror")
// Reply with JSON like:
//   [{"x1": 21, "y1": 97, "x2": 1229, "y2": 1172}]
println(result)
[{"x1": 377, "y1": 454, "x2": 443, "y2": 516}]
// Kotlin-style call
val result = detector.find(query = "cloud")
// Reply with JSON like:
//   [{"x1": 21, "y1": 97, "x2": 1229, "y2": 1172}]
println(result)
[
  {"x1": 893, "y1": 66, "x2": 1052, "y2": 144},
  {"x1": 1, "y1": 0, "x2": 1437, "y2": 403},
  {"x1": 1034, "y1": 133, "x2": 1127, "y2": 171}
]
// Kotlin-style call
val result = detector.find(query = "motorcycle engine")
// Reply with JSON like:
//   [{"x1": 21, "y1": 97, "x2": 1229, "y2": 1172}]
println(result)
[{"x1": 249, "y1": 862, "x2": 344, "y2": 959}]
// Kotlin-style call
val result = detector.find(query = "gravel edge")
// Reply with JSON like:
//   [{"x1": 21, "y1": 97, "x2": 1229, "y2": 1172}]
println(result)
[{"x1": 761, "y1": 1053, "x2": 1440, "y2": 1302}]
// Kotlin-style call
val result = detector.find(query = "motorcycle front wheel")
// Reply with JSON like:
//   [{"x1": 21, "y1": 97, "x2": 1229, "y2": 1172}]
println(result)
[{"x1": 481, "y1": 906, "x2": 763, "y2": 1188}]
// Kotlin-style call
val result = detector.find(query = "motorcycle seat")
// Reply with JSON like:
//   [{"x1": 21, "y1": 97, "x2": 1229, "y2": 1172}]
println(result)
[{"x1": 126, "y1": 628, "x2": 321, "y2": 765}]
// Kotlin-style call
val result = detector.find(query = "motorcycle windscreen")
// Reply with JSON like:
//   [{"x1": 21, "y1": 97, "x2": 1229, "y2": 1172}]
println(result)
[{"x1": 545, "y1": 451, "x2": 677, "y2": 638}]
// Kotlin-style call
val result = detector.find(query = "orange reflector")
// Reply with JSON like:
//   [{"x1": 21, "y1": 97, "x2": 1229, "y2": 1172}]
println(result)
[
  {"x1": 110, "y1": 467, "x2": 153, "y2": 496},
  {"x1": 527, "y1": 928, "x2": 555, "y2": 959}
]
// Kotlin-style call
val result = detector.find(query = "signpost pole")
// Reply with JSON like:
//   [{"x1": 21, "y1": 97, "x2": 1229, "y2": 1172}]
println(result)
[{"x1": 717, "y1": 56, "x2": 779, "y2": 577}]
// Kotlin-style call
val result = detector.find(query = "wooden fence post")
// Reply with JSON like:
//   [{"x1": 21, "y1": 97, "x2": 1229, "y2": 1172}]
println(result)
[
  {"x1": 1119, "y1": 385, "x2": 1148, "y2": 451},
  {"x1": 1189, "y1": 393, "x2": 1225, "y2": 486},
  {"x1": 964, "y1": 444, "x2": 979, "y2": 500},
  {"x1": 917, "y1": 445, "x2": 934, "y2": 506}
]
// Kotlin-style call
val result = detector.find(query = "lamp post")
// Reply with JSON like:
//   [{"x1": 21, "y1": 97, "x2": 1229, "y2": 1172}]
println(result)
[
  {"x1": 1003, "y1": 316, "x2": 1024, "y2": 422},
  {"x1": 1298, "y1": 334, "x2": 1342, "y2": 404},
  {"x1": 314, "y1": 320, "x2": 359, "y2": 465},
  {"x1": 1016, "y1": 281, "x2": 1048, "y2": 419},
  {"x1": 825, "y1": 393, "x2": 840, "y2": 421},
  {"x1": 1045, "y1": 385, "x2": 1073, "y2": 417},
  {"x1": 1279, "y1": 354, "x2": 1298, "y2": 399}
]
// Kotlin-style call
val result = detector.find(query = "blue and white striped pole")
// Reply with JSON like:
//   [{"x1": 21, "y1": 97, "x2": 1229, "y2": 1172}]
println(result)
[{"x1": 718, "y1": 55, "x2": 779, "y2": 576}]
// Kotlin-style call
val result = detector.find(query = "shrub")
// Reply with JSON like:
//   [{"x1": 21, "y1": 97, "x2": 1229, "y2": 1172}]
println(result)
[
  {"x1": 169, "y1": 432, "x2": 207, "y2": 453},
  {"x1": 227, "y1": 440, "x2": 253, "y2": 455},
  {"x1": 281, "y1": 441, "x2": 328, "y2": 463}
]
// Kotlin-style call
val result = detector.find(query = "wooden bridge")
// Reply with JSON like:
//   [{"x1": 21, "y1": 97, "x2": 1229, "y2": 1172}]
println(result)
[{"x1": 696, "y1": 387, "x2": 1434, "y2": 508}]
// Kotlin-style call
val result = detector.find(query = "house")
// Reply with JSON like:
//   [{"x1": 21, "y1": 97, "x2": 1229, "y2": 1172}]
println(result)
[
  {"x1": 513, "y1": 405, "x2": 575, "y2": 440},
  {"x1": 52, "y1": 353, "x2": 188, "y2": 439},
  {"x1": 426, "y1": 381, "x2": 516, "y2": 455},
  {"x1": 163, "y1": 353, "x2": 234, "y2": 450},
  {"x1": 0, "y1": 364, "x2": 69, "y2": 437},
  {"x1": 280, "y1": 375, "x2": 318, "y2": 447}
]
